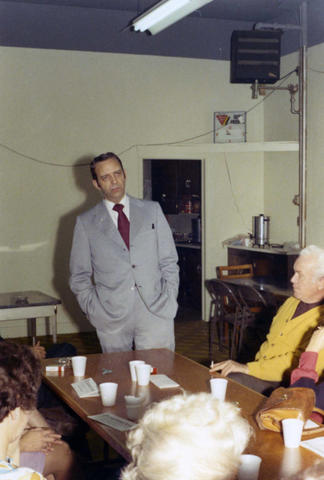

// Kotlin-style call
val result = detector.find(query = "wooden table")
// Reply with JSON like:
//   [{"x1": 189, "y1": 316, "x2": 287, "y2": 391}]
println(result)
[
  {"x1": 42, "y1": 349, "x2": 321, "y2": 478},
  {"x1": 0, "y1": 290, "x2": 60, "y2": 343}
]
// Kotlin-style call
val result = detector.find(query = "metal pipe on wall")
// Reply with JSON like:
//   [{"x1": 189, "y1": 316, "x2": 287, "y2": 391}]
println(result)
[{"x1": 298, "y1": 1, "x2": 307, "y2": 248}]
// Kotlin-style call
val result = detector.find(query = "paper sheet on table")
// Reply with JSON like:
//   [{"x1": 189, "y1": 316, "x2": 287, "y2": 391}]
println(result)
[
  {"x1": 150, "y1": 374, "x2": 180, "y2": 389},
  {"x1": 88, "y1": 413, "x2": 137, "y2": 431},
  {"x1": 301, "y1": 420, "x2": 324, "y2": 457},
  {"x1": 71, "y1": 377, "x2": 99, "y2": 398}
]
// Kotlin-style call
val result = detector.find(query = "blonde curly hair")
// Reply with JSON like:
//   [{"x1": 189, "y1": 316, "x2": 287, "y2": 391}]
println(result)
[{"x1": 121, "y1": 392, "x2": 252, "y2": 480}]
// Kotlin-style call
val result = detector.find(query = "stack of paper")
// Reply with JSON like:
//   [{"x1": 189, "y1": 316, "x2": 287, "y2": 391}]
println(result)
[
  {"x1": 89, "y1": 413, "x2": 136, "y2": 431},
  {"x1": 72, "y1": 378, "x2": 99, "y2": 398},
  {"x1": 150, "y1": 374, "x2": 180, "y2": 389}
]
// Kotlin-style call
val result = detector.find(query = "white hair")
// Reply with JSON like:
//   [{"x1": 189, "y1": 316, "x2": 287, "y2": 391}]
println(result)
[
  {"x1": 299, "y1": 245, "x2": 324, "y2": 280},
  {"x1": 121, "y1": 392, "x2": 253, "y2": 480}
]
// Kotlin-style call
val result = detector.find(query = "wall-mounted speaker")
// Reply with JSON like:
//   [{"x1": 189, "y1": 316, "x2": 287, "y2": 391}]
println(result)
[{"x1": 231, "y1": 30, "x2": 282, "y2": 84}]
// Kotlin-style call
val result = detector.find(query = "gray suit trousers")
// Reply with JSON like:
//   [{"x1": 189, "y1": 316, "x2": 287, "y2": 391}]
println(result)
[{"x1": 96, "y1": 289, "x2": 175, "y2": 353}]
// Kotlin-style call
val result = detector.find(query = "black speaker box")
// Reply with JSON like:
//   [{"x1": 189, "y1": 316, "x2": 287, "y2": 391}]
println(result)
[{"x1": 231, "y1": 30, "x2": 282, "y2": 84}]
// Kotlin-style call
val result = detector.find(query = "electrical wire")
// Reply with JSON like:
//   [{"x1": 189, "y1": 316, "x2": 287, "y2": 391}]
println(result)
[
  {"x1": 309, "y1": 67, "x2": 324, "y2": 74},
  {"x1": 0, "y1": 67, "x2": 298, "y2": 168}
]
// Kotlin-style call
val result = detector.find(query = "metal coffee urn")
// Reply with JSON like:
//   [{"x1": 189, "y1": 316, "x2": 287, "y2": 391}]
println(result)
[{"x1": 252, "y1": 214, "x2": 270, "y2": 247}]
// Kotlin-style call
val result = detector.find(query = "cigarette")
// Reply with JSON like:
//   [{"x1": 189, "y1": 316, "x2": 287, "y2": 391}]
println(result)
[{"x1": 210, "y1": 361, "x2": 214, "y2": 369}]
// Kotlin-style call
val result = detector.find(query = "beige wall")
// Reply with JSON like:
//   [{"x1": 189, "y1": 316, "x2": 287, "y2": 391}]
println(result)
[
  {"x1": 306, "y1": 43, "x2": 324, "y2": 245},
  {"x1": 263, "y1": 45, "x2": 324, "y2": 247},
  {"x1": 0, "y1": 47, "x2": 264, "y2": 335},
  {"x1": 5, "y1": 43, "x2": 323, "y2": 333}
]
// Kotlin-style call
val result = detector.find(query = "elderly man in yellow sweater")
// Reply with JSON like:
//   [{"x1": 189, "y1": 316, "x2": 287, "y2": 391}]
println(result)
[{"x1": 210, "y1": 245, "x2": 324, "y2": 395}]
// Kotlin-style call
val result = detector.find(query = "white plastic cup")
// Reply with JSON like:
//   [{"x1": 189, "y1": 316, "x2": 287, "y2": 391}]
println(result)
[
  {"x1": 99, "y1": 382, "x2": 118, "y2": 407},
  {"x1": 129, "y1": 360, "x2": 145, "y2": 382},
  {"x1": 124, "y1": 395, "x2": 144, "y2": 421},
  {"x1": 282, "y1": 418, "x2": 304, "y2": 448},
  {"x1": 71, "y1": 356, "x2": 87, "y2": 377},
  {"x1": 238, "y1": 454, "x2": 262, "y2": 480},
  {"x1": 135, "y1": 364, "x2": 151, "y2": 386},
  {"x1": 210, "y1": 378, "x2": 228, "y2": 401}
]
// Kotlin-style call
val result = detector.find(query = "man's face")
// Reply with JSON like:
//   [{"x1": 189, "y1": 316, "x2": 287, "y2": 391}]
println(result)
[
  {"x1": 291, "y1": 255, "x2": 324, "y2": 303},
  {"x1": 92, "y1": 157, "x2": 126, "y2": 203}
]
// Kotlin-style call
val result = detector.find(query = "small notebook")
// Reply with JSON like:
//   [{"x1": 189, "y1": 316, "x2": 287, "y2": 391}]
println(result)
[
  {"x1": 71, "y1": 378, "x2": 99, "y2": 398},
  {"x1": 150, "y1": 374, "x2": 180, "y2": 389}
]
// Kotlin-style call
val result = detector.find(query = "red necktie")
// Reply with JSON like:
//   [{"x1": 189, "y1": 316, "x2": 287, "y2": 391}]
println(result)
[{"x1": 113, "y1": 204, "x2": 130, "y2": 249}]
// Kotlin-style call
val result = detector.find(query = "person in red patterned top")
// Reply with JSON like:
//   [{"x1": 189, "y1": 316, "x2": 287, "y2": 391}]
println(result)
[{"x1": 290, "y1": 326, "x2": 324, "y2": 423}]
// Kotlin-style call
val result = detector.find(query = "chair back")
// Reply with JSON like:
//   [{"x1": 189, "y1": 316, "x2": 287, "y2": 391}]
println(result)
[
  {"x1": 205, "y1": 279, "x2": 242, "y2": 310},
  {"x1": 216, "y1": 264, "x2": 253, "y2": 279},
  {"x1": 237, "y1": 284, "x2": 268, "y2": 309}
]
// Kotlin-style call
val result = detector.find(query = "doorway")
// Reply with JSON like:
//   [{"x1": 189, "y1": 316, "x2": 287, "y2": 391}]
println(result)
[{"x1": 143, "y1": 159, "x2": 202, "y2": 314}]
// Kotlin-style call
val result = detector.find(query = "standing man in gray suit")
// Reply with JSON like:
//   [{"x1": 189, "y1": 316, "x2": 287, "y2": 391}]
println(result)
[{"x1": 69, "y1": 152, "x2": 179, "y2": 353}]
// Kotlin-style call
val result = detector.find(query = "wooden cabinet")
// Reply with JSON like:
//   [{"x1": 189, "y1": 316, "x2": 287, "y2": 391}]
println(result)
[
  {"x1": 228, "y1": 246, "x2": 299, "y2": 283},
  {"x1": 177, "y1": 246, "x2": 202, "y2": 310}
]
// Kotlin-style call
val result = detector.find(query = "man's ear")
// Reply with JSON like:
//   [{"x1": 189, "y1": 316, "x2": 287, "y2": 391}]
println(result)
[{"x1": 92, "y1": 179, "x2": 101, "y2": 191}]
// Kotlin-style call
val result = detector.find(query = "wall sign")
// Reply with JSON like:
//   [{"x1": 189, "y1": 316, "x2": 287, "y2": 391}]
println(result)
[{"x1": 213, "y1": 111, "x2": 246, "y2": 143}]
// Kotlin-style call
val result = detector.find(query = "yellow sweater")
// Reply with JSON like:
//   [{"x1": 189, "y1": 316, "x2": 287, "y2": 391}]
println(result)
[{"x1": 247, "y1": 297, "x2": 324, "y2": 381}]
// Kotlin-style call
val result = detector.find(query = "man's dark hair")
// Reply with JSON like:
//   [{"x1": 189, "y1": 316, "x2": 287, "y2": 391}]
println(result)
[
  {"x1": 0, "y1": 342, "x2": 42, "y2": 422},
  {"x1": 90, "y1": 152, "x2": 125, "y2": 182}
]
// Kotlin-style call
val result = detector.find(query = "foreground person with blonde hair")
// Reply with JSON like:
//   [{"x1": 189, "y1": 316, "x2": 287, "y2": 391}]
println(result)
[{"x1": 121, "y1": 392, "x2": 253, "y2": 480}]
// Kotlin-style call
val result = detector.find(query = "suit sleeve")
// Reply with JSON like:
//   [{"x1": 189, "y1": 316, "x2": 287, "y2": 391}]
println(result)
[
  {"x1": 69, "y1": 216, "x2": 95, "y2": 315},
  {"x1": 155, "y1": 203, "x2": 179, "y2": 301}
]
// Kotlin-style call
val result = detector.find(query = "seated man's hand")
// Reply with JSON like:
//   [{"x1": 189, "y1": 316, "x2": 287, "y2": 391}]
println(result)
[
  {"x1": 20, "y1": 428, "x2": 62, "y2": 454},
  {"x1": 31, "y1": 341, "x2": 46, "y2": 360},
  {"x1": 209, "y1": 360, "x2": 249, "y2": 377},
  {"x1": 306, "y1": 326, "x2": 324, "y2": 353}
]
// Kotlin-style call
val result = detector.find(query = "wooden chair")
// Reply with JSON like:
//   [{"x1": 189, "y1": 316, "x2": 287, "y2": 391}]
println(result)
[
  {"x1": 214, "y1": 264, "x2": 254, "y2": 353},
  {"x1": 205, "y1": 279, "x2": 246, "y2": 360},
  {"x1": 233, "y1": 284, "x2": 279, "y2": 362},
  {"x1": 216, "y1": 263, "x2": 253, "y2": 279}
]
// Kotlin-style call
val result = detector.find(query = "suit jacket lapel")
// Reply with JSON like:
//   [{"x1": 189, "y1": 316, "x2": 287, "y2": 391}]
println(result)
[
  {"x1": 129, "y1": 196, "x2": 145, "y2": 241},
  {"x1": 94, "y1": 201, "x2": 123, "y2": 246}
]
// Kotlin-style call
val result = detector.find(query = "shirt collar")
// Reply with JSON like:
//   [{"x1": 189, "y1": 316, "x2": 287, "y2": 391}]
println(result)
[{"x1": 103, "y1": 194, "x2": 129, "y2": 218}]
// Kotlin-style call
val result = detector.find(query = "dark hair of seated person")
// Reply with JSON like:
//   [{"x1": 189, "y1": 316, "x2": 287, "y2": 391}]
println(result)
[{"x1": 0, "y1": 342, "x2": 42, "y2": 422}]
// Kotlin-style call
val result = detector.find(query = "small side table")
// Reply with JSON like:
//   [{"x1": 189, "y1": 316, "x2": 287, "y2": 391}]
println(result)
[{"x1": 0, "y1": 291, "x2": 61, "y2": 344}]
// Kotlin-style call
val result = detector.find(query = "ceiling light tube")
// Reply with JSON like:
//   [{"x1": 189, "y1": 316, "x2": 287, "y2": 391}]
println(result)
[{"x1": 132, "y1": 0, "x2": 213, "y2": 35}]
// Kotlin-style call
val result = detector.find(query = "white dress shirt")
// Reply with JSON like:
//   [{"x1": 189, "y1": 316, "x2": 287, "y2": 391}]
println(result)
[{"x1": 103, "y1": 195, "x2": 130, "y2": 228}]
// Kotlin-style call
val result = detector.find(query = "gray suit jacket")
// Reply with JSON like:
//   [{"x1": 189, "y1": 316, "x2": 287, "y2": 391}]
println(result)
[{"x1": 69, "y1": 196, "x2": 179, "y2": 332}]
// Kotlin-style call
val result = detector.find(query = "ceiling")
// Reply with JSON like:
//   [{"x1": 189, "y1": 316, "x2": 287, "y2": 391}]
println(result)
[{"x1": 0, "y1": 0, "x2": 323, "y2": 59}]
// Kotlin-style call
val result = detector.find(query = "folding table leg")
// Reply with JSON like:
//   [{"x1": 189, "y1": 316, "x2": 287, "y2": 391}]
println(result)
[{"x1": 27, "y1": 317, "x2": 37, "y2": 346}]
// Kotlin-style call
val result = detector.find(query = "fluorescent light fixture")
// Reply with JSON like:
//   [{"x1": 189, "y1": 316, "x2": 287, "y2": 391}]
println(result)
[{"x1": 132, "y1": 0, "x2": 214, "y2": 35}]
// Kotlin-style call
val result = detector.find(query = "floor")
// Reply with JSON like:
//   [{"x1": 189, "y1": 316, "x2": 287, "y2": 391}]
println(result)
[{"x1": 13, "y1": 306, "x2": 230, "y2": 366}]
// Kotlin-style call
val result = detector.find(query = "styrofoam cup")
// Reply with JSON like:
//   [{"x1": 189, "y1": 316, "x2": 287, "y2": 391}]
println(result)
[
  {"x1": 99, "y1": 382, "x2": 118, "y2": 407},
  {"x1": 238, "y1": 454, "x2": 262, "y2": 480},
  {"x1": 124, "y1": 395, "x2": 144, "y2": 420},
  {"x1": 135, "y1": 364, "x2": 151, "y2": 386},
  {"x1": 71, "y1": 356, "x2": 87, "y2": 377},
  {"x1": 282, "y1": 419, "x2": 304, "y2": 448},
  {"x1": 129, "y1": 360, "x2": 145, "y2": 382},
  {"x1": 210, "y1": 378, "x2": 228, "y2": 401}
]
